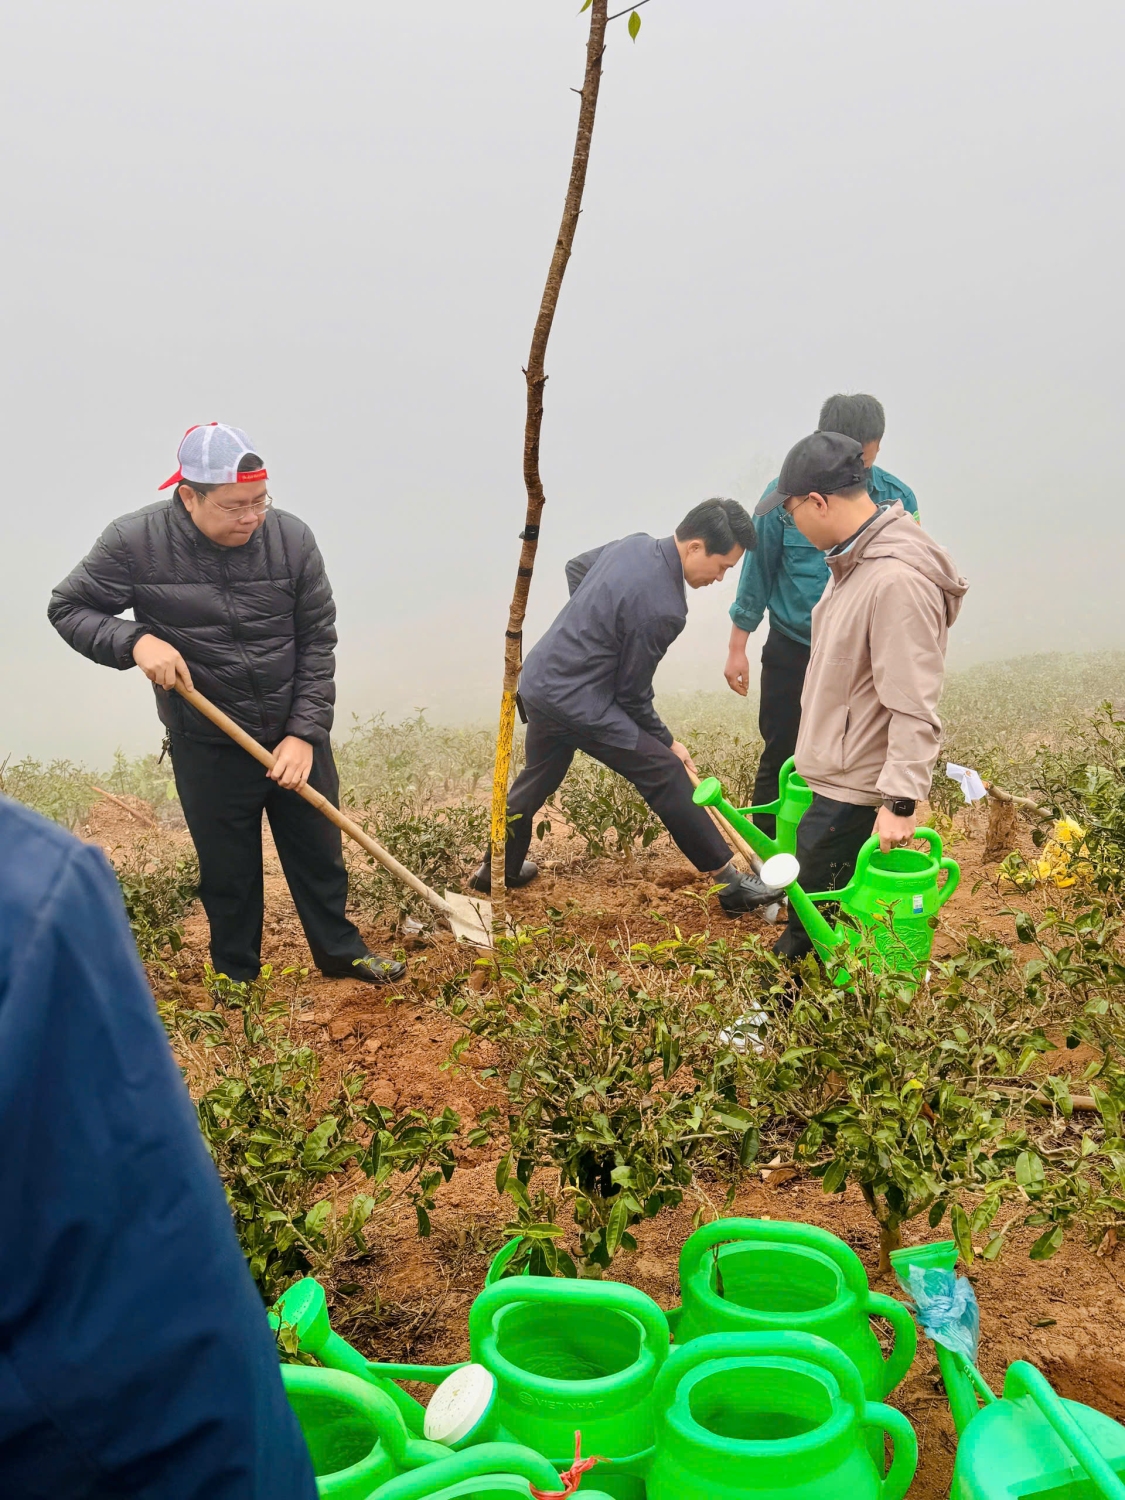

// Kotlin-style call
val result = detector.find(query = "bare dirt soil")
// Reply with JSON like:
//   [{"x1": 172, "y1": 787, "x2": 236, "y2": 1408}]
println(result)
[{"x1": 80, "y1": 793, "x2": 1125, "y2": 1500}]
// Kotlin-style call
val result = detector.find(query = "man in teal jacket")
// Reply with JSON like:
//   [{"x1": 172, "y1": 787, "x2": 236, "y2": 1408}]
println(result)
[{"x1": 724, "y1": 394, "x2": 918, "y2": 838}]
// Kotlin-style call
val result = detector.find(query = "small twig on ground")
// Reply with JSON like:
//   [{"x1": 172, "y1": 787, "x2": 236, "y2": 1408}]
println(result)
[{"x1": 90, "y1": 785, "x2": 157, "y2": 827}]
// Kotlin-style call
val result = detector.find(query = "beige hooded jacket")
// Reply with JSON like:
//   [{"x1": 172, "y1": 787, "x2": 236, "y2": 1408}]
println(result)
[{"x1": 795, "y1": 502, "x2": 968, "y2": 806}]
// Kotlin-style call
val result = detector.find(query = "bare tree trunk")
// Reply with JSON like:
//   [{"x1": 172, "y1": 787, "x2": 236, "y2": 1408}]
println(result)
[{"x1": 488, "y1": 0, "x2": 610, "y2": 929}]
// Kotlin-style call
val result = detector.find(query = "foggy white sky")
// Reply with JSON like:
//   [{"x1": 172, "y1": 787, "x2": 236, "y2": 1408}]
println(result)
[{"x1": 3, "y1": 1, "x2": 1123, "y2": 763}]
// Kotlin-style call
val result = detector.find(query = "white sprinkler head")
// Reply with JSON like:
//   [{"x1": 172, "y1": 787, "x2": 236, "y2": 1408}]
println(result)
[
  {"x1": 759, "y1": 852, "x2": 800, "y2": 892},
  {"x1": 424, "y1": 1363, "x2": 496, "y2": 1447}
]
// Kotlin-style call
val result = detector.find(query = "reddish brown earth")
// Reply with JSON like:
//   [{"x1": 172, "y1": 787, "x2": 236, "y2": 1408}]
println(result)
[{"x1": 80, "y1": 793, "x2": 1125, "y2": 1500}]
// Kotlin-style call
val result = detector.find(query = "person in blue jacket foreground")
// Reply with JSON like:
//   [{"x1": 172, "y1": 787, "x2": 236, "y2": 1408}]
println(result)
[
  {"x1": 0, "y1": 794, "x2": 316, "y2": 1499},
  {"x1": 724, "y1": 393, "x2": 919, "y2": 839}
]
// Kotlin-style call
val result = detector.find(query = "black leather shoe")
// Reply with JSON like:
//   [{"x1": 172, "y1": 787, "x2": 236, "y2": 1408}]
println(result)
[
  {"x1": 467, "y1": 860, "x2": 539, "y2": 893},
  {"x1": 325, "y1": 955, "x2": 407, "y2": 985},
  {"x1": 717, "y1": 871, "x2": 777, "y2": 914}
]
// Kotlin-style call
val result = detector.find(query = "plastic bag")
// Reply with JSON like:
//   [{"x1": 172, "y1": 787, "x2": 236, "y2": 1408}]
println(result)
[{"x1": 894, "y1": 1263, "x2": 981, "y2": 1363}]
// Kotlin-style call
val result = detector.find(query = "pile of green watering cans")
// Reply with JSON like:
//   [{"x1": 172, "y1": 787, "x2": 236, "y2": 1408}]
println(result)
[
  {"x1": 271, "y1": 1217, "x2": 925, "y2": 1499},
  {"x1": 272, "y1": 1215, "x2": 1125, "y2": 1497},
  {"x1": 693, "y1": 759, "x2": 960, "y2": 984}
]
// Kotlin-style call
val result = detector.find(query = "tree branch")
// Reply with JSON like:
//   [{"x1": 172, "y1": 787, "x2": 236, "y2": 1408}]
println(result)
[{"x1": 488, "y1": 0, "x2": 611, "y2": 921}]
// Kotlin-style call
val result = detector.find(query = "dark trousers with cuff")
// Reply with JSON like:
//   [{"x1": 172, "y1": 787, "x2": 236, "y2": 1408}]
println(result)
[
  {"x1": 775, "y1": 793, "x2": 877, "y2": 960},
  {"x1": 497, "y1": 710, "x2": 732, "y2": 876},
  {"x1": 170, "y1": 733, "x2": 370, "y2": 983},
  {"x1": 751, "y1": 628, "x2": 811, "y2": 839}
]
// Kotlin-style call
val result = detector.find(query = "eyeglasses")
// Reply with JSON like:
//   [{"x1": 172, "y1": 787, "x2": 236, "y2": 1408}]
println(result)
[{"x1": 209, "y1": 491, "x2": 273, "y2": 519}]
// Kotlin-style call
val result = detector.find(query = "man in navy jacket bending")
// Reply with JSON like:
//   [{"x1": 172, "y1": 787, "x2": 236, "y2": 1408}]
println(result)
[{"x1": 470, "y1": 498, "x2": 773, "y2": 912}]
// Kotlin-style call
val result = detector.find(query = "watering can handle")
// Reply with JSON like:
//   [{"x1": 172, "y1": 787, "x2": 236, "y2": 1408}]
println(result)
[
  {"x1": 653, "y1": 1331, "x2": 867, "y2": 1415},
  {"x1": 864, "y1": 1292, "x2": 918, "y2": 1396},
  {"x1": 1005, "y1": 1362, "x2": 1125, "y2": 1500},
  {"x1": 862, "y1": 1402, "x2": 918, "y2": 1500},
  {"x1": 468, "y1": 1276, "x2": 670, "y2": 1369},
  {"x1": 362, "y1": 1443, "x2": 564, "y2": 1500},
  {"x1": 678, "y1": 1218, "x2": 870, "y2": 1301},
  {"x1": 744, "y1": 756, "x2": 800, "y2": 819},
  {"x1": 805, "y1": 827, "x2": 948, "y2": 907},
  {"x1": 936, "y1": 856, "x2": 961, "y2": 909},
  {"x1": 280, "y1": 1364, "x2": 417, "y2": 1468}
]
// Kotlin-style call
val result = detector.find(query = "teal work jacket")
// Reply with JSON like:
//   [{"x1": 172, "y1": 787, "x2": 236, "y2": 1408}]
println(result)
[{"x1": 729, "y1": 466, "x2": 919, "y2": 648}]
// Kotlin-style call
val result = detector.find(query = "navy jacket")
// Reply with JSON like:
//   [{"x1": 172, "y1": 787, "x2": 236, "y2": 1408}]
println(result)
[
  {"x1": 0, "y1": 796, "x2": 316, "y2": 1499},
  {"x1": 48, "y1": 497, "x2": 336, "y2": 747},
  {"x1": 518, "y1": 533, "x2": 686, "y2": 750}
]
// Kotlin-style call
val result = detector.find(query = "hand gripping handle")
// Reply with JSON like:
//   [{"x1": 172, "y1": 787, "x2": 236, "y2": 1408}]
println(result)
[
  {"x1": 863, "y1": 1291, "x2": 918, "y2": 1396},
  {"x1": 468, "y1": 1276, "x2": 670, "y2": 1372},
  {"x1": 653, "y1": 1330, "x2": 868, "y2": 1417},
  {"x1": 862, "y1": 1401, "x2": 918, "y2": 1500},
  {"x1": 805, "y1": 828, "x2": 948, "y2": 906}
]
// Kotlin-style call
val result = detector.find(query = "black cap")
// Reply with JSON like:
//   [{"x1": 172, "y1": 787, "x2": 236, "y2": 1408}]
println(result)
[{"x1": 754, "y1": 431, "x2": 867, "y2": 517}]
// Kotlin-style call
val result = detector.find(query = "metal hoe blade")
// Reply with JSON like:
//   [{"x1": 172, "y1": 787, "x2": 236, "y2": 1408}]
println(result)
[{"x1": 443, "y1": 890, "x2": 509, "y2": 947}]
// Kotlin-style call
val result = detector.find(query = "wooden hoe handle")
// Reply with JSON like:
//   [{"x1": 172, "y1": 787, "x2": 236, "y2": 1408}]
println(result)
[
  {"x1": 175, "y1": 685, "x2": 454, "y2": 919},
  {"x1": 683, "y1": 763, "x2": 763, "y2": 873}
]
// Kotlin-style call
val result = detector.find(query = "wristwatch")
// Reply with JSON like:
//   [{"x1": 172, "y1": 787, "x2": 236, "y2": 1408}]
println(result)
[{"x1": 882, "y1": 797, "x2": 916, "y2": 817}]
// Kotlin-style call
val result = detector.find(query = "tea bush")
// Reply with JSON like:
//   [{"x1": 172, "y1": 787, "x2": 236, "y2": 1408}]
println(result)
[
  {"x1": 163, "y1": 966, "x2": 465, "y2": 1300},
  {"x1": 448, "y1": 926, "x2": 763, "y2": 1275},
  {"x1": 114, "y1": 836, "x2": 199, "y2": 966},
  {"x1": 337, "y1": 710, "x2": 503, "y2": 808},
  {"x1": 546, "y1": 754, "x2": 663, "y2": 864},
  {"x1": 349, "y1": 795, "x2": 489, "y2": 927},
  {"x1": 0, "y1": 755, "x2": 97, "y2": 829}
]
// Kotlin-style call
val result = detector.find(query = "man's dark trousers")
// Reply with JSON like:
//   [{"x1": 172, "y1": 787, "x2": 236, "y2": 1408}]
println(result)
[
  {"x1": 774, "y1": 793, "x2": 877, "y2": 960},
  {"x1": 170, "y1": 734, "x2": 369, "y2": 983},
  {"x1": 751, "y1": 628, "x2": 811, "y2": 840},
  {"x1": 501, "y1": 708, "x2": 731, "y2": 875}
]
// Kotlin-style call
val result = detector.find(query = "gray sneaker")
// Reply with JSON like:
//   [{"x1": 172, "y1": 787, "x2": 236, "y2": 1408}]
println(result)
[{"x1": 717, "y1": 870, "x2": 777, "y2": 914}]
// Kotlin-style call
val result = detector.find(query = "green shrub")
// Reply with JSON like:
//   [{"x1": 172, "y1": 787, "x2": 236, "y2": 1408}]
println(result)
[
  {"x1": 448, "y1": 926, "x2": 761, "y2": 1275},
  {"x1": 114, "y1": 837, "x2": 199, "y2": 966},
  {"x1": 0, "y1": 755, "x2": 97, "y2": 829},
  {"x1": 350, "y1": 796, "x2": 489, "y2": 927},
  {"x1": 104, "y1": 748, "x2": 181, "y2": 816},
  {"x1": 163, "y1": 966, "x2": 465, "y2": 1300},
  {"x1": 337, "y1": 711, "x2": 501, "y2": 808},
  {"x1": 547, "y1": 755, "x2": 662, "y2": 863}
]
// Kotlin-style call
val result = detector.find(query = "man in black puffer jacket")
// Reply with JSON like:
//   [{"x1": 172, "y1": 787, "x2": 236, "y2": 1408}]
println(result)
[{"x1": 49, "y1": 422, "x2": 404, "y2": 987}]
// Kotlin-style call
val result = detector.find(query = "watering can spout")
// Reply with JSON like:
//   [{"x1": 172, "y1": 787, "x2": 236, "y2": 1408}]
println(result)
[
  {"x1": 757, "y1": 853, "x2": 846, "y2": 962},
  {"x1": 784, "y1": 882, "x2": 845, "y2": 961},
  {"x1": 691, "y1": 777, "x2": 778, "y2": 862}
]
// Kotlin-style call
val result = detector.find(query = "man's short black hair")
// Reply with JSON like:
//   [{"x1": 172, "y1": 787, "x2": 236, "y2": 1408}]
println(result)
[
  {"x1": 817, "y1": 393, "x2": 886, "y2": 446},
  {"x1": 675, "y1": 498, "x2": 756, "y2": 555}
]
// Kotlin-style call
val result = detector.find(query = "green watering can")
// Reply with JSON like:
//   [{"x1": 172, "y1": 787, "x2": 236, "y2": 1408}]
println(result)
[
  {"x1": 463, "y1": 1275, "x2": 671, "y2": 1499},
  {"x1": 757, "y1": 827, "x2": 959, "y2": 982},
  {"x1": 669, "y1": 1219, "x2": 916, "y2": 1396},
  {"x1": 668, "y1": 1218, "x2": 915, "y2": 1466},
  {"x1": 892, "y1": 1241, "x2": 1125, "y2": 1499},
  {"x1": 280, "y1": 1364, "x2": 452, "y2": 1499},
  {"x1": 693, "y1": 758, "x2": 814, "y2": 860},
  {"x1": 645, "y1": 1330, "x2": 917, "y2": 1500},
  {"x1": 360, "y1": 1440, "x2": 567, "y2": 1499},
  {"x1": 272, "y1": 1278, "x2": 465, "y2": 1436}
]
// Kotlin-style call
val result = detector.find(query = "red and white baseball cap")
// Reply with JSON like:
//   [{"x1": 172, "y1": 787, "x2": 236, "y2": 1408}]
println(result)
[{"x1": 158, "y1": 423, "x2": 268, "y2": 490}]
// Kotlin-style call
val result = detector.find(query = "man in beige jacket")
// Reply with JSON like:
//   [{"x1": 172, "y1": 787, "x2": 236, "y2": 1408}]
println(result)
[{"x1": 754, "y1": 431, "x2": 968, "y2": 960}]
